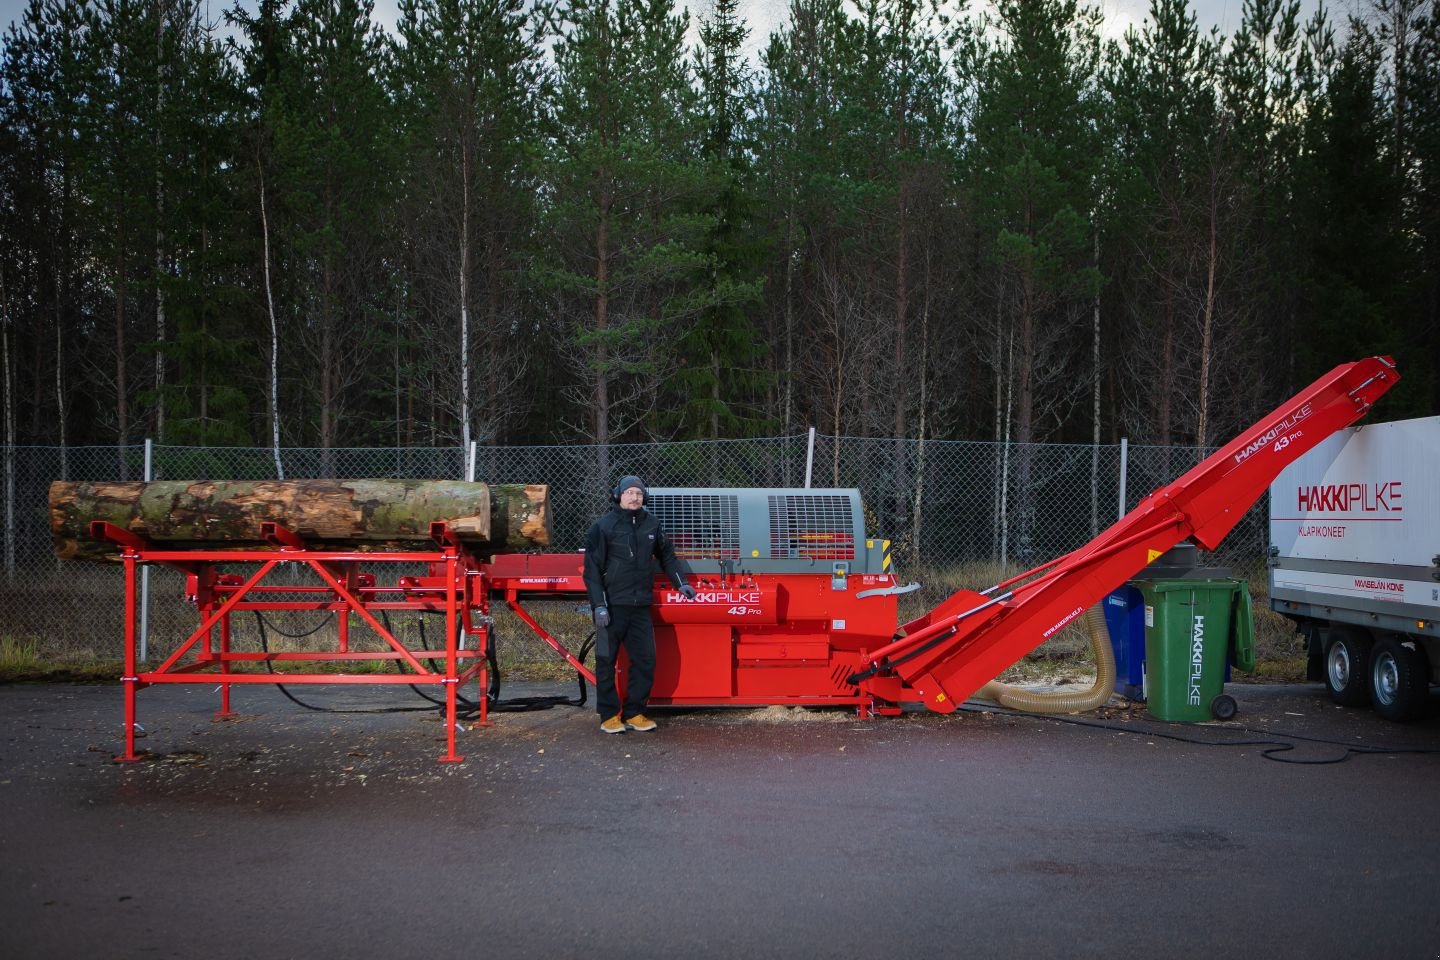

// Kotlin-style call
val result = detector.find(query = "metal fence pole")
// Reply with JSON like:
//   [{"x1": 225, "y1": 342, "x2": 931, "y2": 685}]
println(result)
[
  {"x1": 803, "y1": 427, "x2": 815, "y2": 488},
  {"x1": 1117, "y1": 437, "x2": 1129, "y2": 521},
  {"x1": 140, "y1": 438, "x2": 152, "y2": 662}
]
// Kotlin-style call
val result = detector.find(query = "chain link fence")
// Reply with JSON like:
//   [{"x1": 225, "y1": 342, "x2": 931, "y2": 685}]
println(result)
[{"x1": 1, "y1": 436, "x2": 1268, "y2": 664}]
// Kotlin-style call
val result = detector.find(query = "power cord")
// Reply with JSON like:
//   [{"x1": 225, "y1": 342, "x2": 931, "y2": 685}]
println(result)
[{"x1": 959, "y1": 702, "x2": 1440, "y2": 765}]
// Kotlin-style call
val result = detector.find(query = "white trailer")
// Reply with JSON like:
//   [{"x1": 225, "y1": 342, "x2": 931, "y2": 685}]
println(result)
[{"x1": 1269, "y1": 414, "x2": 1440, "y2": 720}]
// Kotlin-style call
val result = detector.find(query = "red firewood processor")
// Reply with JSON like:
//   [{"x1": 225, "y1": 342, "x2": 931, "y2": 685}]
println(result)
[{"x1": 84, "y1": 357, "x2": 1398, "y2": 763}]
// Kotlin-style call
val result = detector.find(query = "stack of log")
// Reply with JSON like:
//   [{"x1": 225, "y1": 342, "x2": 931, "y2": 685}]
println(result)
[{"x1": 48, "y1": 479, "x2": 551, "y2": 562}]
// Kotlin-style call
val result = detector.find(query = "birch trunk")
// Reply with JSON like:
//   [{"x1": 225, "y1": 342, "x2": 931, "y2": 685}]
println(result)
[{"x1": 258, "y1": 158, "x2": 284, "y2": 479}]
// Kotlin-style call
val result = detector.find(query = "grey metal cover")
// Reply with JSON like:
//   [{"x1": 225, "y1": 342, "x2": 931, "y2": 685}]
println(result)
[{"x1": 646, "y1": 488, "x2": 870, "y2": 572}]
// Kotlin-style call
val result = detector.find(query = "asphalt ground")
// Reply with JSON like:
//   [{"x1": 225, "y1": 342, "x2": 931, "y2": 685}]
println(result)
[{"x1": 2, "y1": 680, "x2": 1438, "y2": 960}]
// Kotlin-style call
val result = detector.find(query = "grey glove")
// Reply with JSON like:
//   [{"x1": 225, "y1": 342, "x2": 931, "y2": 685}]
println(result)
[
  {"x1": 679, "y1": 584, "x2": 698, "y2": 601},
  {"x1": 593, "y1": 606, "x2": 610, "y2": 628}
]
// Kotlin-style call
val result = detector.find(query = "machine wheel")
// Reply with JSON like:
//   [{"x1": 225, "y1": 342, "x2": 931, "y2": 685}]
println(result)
[
  {"x1": 1210, "y1": 694, "x2": 1238, "y2": 721},
  {"x1": 1325, "y1": 629, "x2": 1372, "y2": 707},
  {"x1": 1369, "y1": 637, "x2": 1429, "y2": 722}
]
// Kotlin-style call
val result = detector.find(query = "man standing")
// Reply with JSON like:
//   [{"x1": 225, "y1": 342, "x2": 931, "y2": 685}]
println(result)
[{"x1": 583, "y1": 476, "x2": 696, "y2": 733}]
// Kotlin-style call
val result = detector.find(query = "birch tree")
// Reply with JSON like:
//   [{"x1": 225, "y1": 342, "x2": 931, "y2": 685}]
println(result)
[{"x1": 391, "y1": 0, "x2": 546, "y2": 449}]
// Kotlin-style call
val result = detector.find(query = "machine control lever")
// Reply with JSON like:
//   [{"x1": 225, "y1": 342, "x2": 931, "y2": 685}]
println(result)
[{"x1": 855, "y1": 582, "x2": 922, "y2": 600}]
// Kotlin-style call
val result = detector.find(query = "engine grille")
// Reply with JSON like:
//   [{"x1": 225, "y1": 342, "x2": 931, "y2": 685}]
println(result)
[
  {"x1": 768, "y1": 494, "x2": 855, "y2": 560},
  {"x1": 647, "y1": 494, "x2": 741, "y2": 560}
]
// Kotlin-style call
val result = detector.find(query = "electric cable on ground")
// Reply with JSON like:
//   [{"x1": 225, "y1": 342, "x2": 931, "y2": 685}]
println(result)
[{"x1": 960, "y1": 701, "x2": 1440, "y2": 765}]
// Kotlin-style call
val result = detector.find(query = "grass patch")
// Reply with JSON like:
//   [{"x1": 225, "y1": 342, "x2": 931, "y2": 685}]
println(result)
[
  {"x1": 0, "y1": 642, "x2": 121, "y2": 683},
  {"x1": 0, "y1": 635, "x2": 42, "y2": 673}
]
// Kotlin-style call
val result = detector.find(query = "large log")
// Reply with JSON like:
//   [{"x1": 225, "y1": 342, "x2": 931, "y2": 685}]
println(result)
[{"x1": 48, "y1": 479, "x2": 551, "y2": 562}]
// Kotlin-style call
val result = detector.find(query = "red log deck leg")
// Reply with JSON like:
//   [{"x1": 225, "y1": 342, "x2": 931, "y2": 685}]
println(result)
[
  {"x1": 115, "y1": 554, "x2": 143, "y2": 762},
  {"x1": 217, "y1": 611, "x2": 236, "y2": 718},
  {"x1": 438, "y1": 552, "x2": 464, "y2": 763}
]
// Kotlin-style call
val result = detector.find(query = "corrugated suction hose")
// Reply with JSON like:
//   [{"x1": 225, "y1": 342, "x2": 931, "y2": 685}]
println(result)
[{"x1": 975, "y1": 605, "x2": 1115, "y2": 713}]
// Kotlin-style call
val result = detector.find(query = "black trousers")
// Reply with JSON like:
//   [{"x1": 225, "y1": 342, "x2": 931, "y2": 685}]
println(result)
[{"x1": 595, "y1": 604, "x2": 656, "y2": 719}]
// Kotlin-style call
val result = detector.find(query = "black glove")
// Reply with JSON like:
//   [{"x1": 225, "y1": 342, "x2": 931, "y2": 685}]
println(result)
[
  {"x1": 679, "y1": 584, "x2": 698, "y2": 601},
  {"x1": 593, "y1": 606, "x2": 610, "y2": 628}
]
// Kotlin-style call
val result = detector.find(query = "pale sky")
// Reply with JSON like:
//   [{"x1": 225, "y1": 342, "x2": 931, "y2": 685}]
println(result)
[{"x1": 0, "y1": 0, "x2": 1344, "y2": 70}]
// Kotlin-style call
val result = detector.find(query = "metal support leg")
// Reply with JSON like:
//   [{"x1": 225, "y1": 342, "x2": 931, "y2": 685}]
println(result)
[
  {"x1": 217, "y1": 613, "x2": 236, "y2": 718},
  {"x1": 115, "y1": 556, "x2": 143, "y2": 763},
  {"x1": 439, "y1": 679, "x2": 464, "y2": 764},
  {"x1": 116, "y1": 677, "x2": 141, "y2": 762},
  {"x1": 477, "y1": 666, "x2": 491, "y2": 727},
  {"x1": 475, "y1": 624, "x2": 493, "y2": 728},
  {"x1": 437, "y1": 553, "x2": 465, "y2": 763}
]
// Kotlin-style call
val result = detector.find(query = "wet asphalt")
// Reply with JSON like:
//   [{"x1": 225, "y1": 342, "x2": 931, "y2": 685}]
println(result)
[{"x1": 1, "y1": 680, "x2": 1438, "y2": 960}]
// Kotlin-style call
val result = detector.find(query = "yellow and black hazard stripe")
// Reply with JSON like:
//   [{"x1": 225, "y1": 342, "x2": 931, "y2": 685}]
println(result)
[{"x1": 865, "y1": 539, "x2": 893, "y2": 573}]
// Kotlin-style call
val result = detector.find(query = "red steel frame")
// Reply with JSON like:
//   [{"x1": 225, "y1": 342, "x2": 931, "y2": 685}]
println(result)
[{"x1": 101, "y1": 520, "x2": 494, "y2": 764}]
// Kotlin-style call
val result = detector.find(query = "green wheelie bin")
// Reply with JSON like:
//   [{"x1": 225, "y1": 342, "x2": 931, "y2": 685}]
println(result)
[{"x1": 1141, "y1": 579, "x2": 1256, "y2": 722}]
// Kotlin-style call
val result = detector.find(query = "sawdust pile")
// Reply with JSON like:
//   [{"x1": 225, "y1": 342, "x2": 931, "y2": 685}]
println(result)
[{"x1": 738, "y1": 705, "x2": 851, "y2": 723}]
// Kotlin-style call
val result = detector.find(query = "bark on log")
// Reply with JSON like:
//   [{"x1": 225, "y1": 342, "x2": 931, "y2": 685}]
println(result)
[{"x1": 49, "y1": 479, "x2": 551, "y2": 562}]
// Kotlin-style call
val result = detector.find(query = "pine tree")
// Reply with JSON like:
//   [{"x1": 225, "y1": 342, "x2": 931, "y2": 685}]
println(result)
[
  {"x1": 541, "y1": 0, "x2": 708, "y2": 476},
  {"x1": 667, "y1": 0, "x2": 768, "y2": 442},
  {"x1": 0, "y1": 0, "x2": 97, "y2": 451},
  {"x1": 963, "y1": 0, "x2": 1103, "y2": 562},
  {"x1": 1102, "y1": 0, "x2": 1258, "y2": 446},
  {"x1": 153, "y1": 7, "x2": 258, "y2": 444},
  {"x1": 1296, "y1": 28, "x2": 1419, "y2": 411},
  {"x1": 1220, "y1": 0, "x2": 1319, "y2": 404},
  {"x1": 1407, "y1": 6, "x2": 1440, "y2": 412}
]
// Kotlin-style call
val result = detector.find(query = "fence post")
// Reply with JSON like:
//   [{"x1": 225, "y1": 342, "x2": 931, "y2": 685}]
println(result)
[
  {"x1": 1117, "y1": 437, "x2": 1129, "y2": 521},
  {"x1": 140, "y1": 438, "x2": 152, "y2": 662},
  {"x1": 803, "y1": 426, "x2": 815, "y2": 489}
]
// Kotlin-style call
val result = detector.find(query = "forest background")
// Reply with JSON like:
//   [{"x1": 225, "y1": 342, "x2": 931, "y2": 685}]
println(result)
[{"x1": 2, "y1": 0, "x2": 1437, "y2": 473}]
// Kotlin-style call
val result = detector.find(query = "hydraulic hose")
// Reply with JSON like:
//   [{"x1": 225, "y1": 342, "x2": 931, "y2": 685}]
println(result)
[{"x1": 975, "y1": 604, "x2": 1115, "y2": 714}]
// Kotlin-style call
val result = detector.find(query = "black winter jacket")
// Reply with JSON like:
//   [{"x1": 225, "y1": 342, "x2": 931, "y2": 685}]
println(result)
[{"x1": 583, "y1": 506, "x2": 690, "y2": 608}]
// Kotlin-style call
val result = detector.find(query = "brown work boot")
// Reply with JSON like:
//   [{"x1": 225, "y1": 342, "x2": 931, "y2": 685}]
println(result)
[
  {"x1": 624, "y1": 713, "x2": 657, "y2": 732},
  {"x1": 600, "y1": 714, "x2": 625, "y2": 734}
]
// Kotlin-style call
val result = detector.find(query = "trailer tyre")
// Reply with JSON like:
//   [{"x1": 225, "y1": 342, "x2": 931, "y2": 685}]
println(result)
[
  {"x1": 1369, "y1": 637, "x2": 1428, "y2": 722},
  {"x1": 1325, "y1": 630, "x2": 1372, "y2": 707}
]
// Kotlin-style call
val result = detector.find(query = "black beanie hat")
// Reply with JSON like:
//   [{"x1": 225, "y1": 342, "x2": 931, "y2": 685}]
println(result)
[{"x1": 612, "y1": 475, "x2": 646, "y2": 503}]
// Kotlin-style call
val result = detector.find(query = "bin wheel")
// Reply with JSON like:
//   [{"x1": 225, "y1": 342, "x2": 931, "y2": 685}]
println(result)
[
  {"x1": 1209, "y1": 694, "x2": 1238, "y2": 721},
  {"x1": 1324, "y1": 629, "x2": 1372, "y2": 707},
  {"x1": 1369, "y1": 637, "x2": 1428, "y2": 722}
]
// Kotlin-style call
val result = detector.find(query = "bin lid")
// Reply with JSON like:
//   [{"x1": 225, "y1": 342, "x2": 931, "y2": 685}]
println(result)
[{"x1": 1133, "y1": 577, "x2": 1241, "y2": 593}]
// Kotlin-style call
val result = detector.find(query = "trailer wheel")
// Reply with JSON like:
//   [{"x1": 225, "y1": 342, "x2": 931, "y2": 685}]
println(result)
[
  {"x1": 1210, "y1": 694, "x2": 1238, "y2": 721},
  {"x1": 1325, "y1": 630, "x2": 1371, "y2": 707},
  {"x1": 1369, "y1": 637, "x2": 1428, "y2": 722}
]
